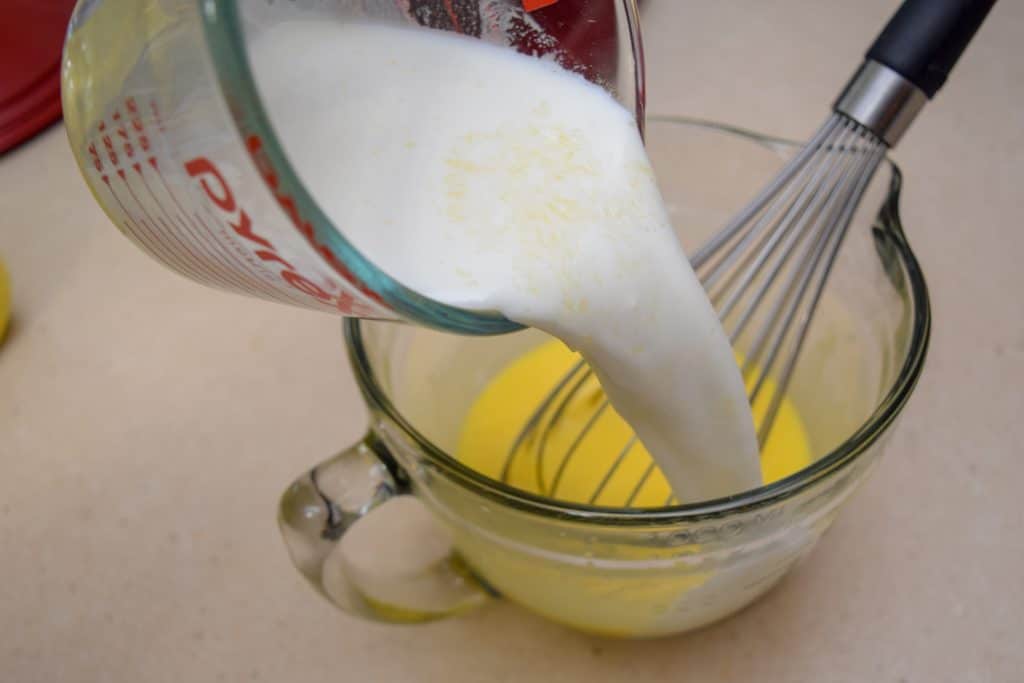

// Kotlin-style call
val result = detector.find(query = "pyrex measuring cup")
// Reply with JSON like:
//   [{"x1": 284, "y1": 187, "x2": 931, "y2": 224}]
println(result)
[
  {"x1": 61, "y1": 0, "x2": 644, "y2": 334},
  {"x1": 278, "y1": 118, "x2": 930, "y2": 636}
]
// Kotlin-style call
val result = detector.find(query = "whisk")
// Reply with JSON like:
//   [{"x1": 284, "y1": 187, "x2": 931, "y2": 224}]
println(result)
[{"x1": 502, "y1": 0, "x2": 995, "y2": 505}]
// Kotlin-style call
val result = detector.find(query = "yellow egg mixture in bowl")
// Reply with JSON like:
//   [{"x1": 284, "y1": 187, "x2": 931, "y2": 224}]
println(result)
[
  {"x1": 0, "y1": 257, "x2": 10, "y2": 343},
  {"x1": 458, "y1": 340, "x2": 813, "y2": 507},
  {"x1": 278, "y1": 118, "x2": 929, "y2": 637}
]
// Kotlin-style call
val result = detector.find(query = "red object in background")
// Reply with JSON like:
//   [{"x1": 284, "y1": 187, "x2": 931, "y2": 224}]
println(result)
[
  {"x1": 0, "y1": 0, "x2": 78, "y2": 153},
  {"x1": 521, "y1": 0, "x2": 620, "y2": 86},
  {"x1": 523, "y1": 0, "x2": 561, "y2": 11},
  {"x1": 407, "y1": 0, "x2": 622, "y2": 87},
  {"x1": 0, "y1": 0, "x2": 631, "y2": 152}
]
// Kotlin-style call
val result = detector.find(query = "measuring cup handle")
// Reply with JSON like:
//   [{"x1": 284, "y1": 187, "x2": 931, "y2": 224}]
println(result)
[{"x1": 278, "y1": 431, "x2": 492, "y2": 623}]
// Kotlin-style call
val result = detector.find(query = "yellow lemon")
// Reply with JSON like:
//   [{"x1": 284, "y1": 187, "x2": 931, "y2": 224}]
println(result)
[{"x1": 0, "y1": 258, "x2": 10, "y2": 343}]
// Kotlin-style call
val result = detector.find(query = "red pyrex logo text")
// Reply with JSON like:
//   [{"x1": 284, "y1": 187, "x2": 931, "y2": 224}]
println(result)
[
  {"x1": 243, "y1": 135, "x2": 386, "y2": 309},
  {"x1": 184, "y1": 156, "x2": 338, "y2": 305}
]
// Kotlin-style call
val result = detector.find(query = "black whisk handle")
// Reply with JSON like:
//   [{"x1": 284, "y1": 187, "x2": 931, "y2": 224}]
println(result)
[{"x1": 866, "y1": 0, "x2": 996, "y2": 98}]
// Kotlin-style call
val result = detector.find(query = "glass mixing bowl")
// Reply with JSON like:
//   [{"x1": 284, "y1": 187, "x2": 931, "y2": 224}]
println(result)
[{"x1": 278, "y1": 116, "x2": 930, "y2": 637}]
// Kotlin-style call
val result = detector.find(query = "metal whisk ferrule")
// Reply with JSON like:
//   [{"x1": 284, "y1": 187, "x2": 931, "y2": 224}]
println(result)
[{"x1": 834, "y1": 59, "x2": 927, "y2": 147}]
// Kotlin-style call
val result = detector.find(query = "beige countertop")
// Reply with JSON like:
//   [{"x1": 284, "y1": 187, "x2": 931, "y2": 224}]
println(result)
[{"x1": 2, "y1": 1, "x2": 1021, "y2": 680}]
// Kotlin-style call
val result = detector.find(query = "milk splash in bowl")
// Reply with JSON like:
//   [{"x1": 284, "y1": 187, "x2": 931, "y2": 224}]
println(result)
[{"x1": 249, "y1": 20, "x2": 761, "y2": 502}]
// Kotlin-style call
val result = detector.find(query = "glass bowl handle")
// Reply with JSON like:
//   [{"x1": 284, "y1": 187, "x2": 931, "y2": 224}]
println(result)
[{"x1": 278, "y1": 431, "x2": 492, "y2": 622}]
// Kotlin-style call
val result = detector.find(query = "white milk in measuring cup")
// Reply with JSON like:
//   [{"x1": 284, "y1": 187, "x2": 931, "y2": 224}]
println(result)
[{"x1": 61, "y1": 0, "x2": 636, "y2": 335}]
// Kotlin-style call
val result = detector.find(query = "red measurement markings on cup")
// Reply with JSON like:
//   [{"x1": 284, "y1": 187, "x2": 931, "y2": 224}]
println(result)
[
  {"x1": 131, "y1": 98, "x2": 308, "y2": 304},
  {"x1": 87, "y1": 98, "x2": 314, "y2": 307},
  {"x1": 89, "y1": 112, "x2": 209, "y2": 286},
  {"x1": 182, "y1": 156, "x2": 346, "y2": 307},
  {"x1": 88, "y1": 97, "x2": 391, "y2": 316},
  {"x1": 90, "y1": 100, "x2": 247, "y2": 293},
  {"x1": 151, "y1": 100, "x2": 317, "y2": 306}
]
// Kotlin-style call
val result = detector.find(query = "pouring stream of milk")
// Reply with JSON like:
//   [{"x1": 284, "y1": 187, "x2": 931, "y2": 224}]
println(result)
[{"x1": 249, "y1": 21, "x2": 761, "y2": 501}]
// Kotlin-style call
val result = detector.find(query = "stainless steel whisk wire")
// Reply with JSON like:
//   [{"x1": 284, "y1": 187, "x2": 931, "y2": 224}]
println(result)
[{"x1": 500, "y1": 0, "x2": 995, "y2": 507}]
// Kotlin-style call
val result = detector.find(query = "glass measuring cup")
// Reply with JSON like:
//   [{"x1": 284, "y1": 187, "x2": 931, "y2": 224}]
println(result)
[
  {"x1": 61, "y1": 0, "x2": 644, "y2": 334},
  {"x1": 278, "y1": 117, "x2": 931, "y2": 637}
]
